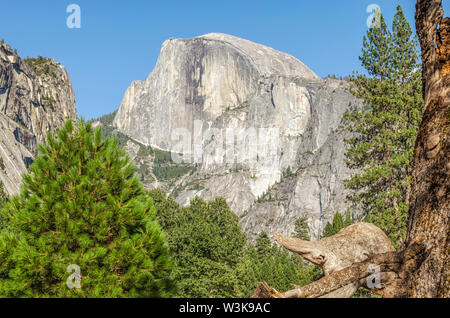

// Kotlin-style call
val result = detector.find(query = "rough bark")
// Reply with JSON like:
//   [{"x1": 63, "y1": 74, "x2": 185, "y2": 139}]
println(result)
[
  {"x1": 406, "y1": 0, "x2": 449, "y2": 298},
  {"x1": 253, "y1": 0, "x2": 449, "y2": 298},
  {"x1": 252, "y1": 241, "x2": 427, "y2": 298},
  {"x1": 273, "y1": 223, "x2": 395, "y2": 275},
  {"x1": 271, "y1": 223, "x2": 394, "y2": 298}
]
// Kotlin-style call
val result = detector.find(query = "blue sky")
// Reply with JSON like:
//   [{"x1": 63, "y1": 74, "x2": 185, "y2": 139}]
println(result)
[{"x1": 1, "y1": 1, "x2": 448, "y2": 120}]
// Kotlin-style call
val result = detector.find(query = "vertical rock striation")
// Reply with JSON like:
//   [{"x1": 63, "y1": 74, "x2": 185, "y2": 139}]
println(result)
[
  {"x1": 0, "y1": 41, "x2": 77, "y2": 195},
  {"x1": 113, "y1": 33, "x2": 362, "y2": 240}
]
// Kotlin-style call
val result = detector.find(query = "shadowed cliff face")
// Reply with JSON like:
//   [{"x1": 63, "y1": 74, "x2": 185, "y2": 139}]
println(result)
[
  {"x1": 113, "y1": 33, "x2": 362, "y2": 240},
  {"x1": 0, "y1": 42, "x2": 77, "y2": 195}
]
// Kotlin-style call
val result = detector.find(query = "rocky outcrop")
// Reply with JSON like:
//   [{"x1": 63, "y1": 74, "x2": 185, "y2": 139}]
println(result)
[
  {"x1": 113, "y1": 33, "x2": 362, "y2": 240},
  {"x1": 113, "y1": 33, "x2": 317, "y2": 148},
  {"x1": 0, "y1": 41, "x2": 77, "y2": 195},
  {"x1": 0, "y1": 113, "x2": 34, "y2": 194}
]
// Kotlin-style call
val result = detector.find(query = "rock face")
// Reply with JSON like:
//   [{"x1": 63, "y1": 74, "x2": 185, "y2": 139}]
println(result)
[
  {"x1": 113, "y1": 33, "x2": 361, "y2": 240},
  {"x1": 114, "y1": 33, "x2": 317, "y2": 148},
  {"x1": 0, "y1": 41, "x2": 77, "y2": 195}
]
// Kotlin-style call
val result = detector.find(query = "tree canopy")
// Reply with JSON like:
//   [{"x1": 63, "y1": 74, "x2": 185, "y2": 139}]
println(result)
[
  {"x1": 0, "y1": 120, "x2": 174, "y2": 297},
  {"x1": 344, "y1": 5, "x2": 423, "y2": 247}
]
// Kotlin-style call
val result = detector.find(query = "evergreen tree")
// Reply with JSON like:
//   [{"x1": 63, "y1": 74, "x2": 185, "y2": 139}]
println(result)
[
  {"x1": 235, "y1": 245, "x2": 259, "y2": 296},
  {"x1": 322, "y1": 211, "x2": 352, "y2": 238},
  {"x1": 0, "y1": 120, "x2": 174, "y2": 297},
  {"x1": 148, "y1": 188, "x2": 321, "y2": 298},
  {"x1": 344, "y1": 209, "x2": 352, "y2": 227},
  {"x1": 344, "y1": 6, "x2": 423, "y2": 247},
  {"x1": 360, "y1": 9, "x2": 392, "y2": 80},
  {"x1": 149, "y1": 189, "x2": 247, "y2": 298},
  {"x1": 237, "y1": 239, "x2": 320, "y2": 297},
  {"x1": 255, "y1": 232, "x2": 272, "y2": 260},
  {"x1": 292, "y1": 217, "x2": 310, "y2": 241},
  {"x1": 0, "y1": 181, "x2": 8, "y2": 230},
  {"x1": 391, "y1": 5, "x2": 420, "y2": 84}
]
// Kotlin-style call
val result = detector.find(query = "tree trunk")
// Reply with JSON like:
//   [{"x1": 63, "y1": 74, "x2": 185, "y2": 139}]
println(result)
[
  {"x1": 406, "y1": 0, "x2": 449, "y2": 298},
  {"x1": 252, "y1": 0, "x2": 449, "y2": 298}
]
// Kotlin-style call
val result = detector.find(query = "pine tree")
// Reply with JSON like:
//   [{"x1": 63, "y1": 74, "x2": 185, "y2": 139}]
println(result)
[
  {"x1": 360, "y1": 10, "x2": 392, "y2": 80},
  {"x1": 149, "y1": 189, "x2": 247, "y2": 298},
  {"x1": 0, "y1": 120, "x2": 174, "y2": 297},
  {"x1": 292, "y1": 217, "x2": 310, "y2": 241},
  {"x1": 0, "y1": 181, "x2": 8, "y2": 230},
  {"x1": 149, "y1": 188, "x2": 321, "y2": 298},
  {"x1": 237, "y1": 240, "x2": 320, "y2": 297},
  {"x1": 322, "y1": 211, "x2": 346, "y2": 238},
  {"x1": 0, "y1": 181, "x2": 7, "y2": 206},
  {"x1": 255, "y1": 232, "x2": 272, "y2": 260},
  {"x1": 322, "y1": 210, "x2": 353, "y2": 238},
  {"x1": 344, "y1": 209, "x2": 352, "y2": 227},
  {"x1": 391, "y1": 5, "x2": 420, "y2": 84},
  {"x1": 344, "y1": 6, "x2": 423, "y2": 247}
]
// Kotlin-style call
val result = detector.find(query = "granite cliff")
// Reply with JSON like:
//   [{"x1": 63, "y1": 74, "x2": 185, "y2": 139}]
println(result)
[
  {"x1": 111, "y1": 33, "x2": 362, "y2": 240},
  {"x1": 0, "y1": 41, "x2": 77, "y2": 195}
]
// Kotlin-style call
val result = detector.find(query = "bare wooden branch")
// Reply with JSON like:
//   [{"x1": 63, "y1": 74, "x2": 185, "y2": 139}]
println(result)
[
  {"x1": 273, "y1": 223, "x2": 395, "y2": 276},
  {"x1": 252, "y1": 241, "x2": 427, "y2": 298},
  {"x1": 268, "y1": 223, "x2": 395, "y2": 297}
]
